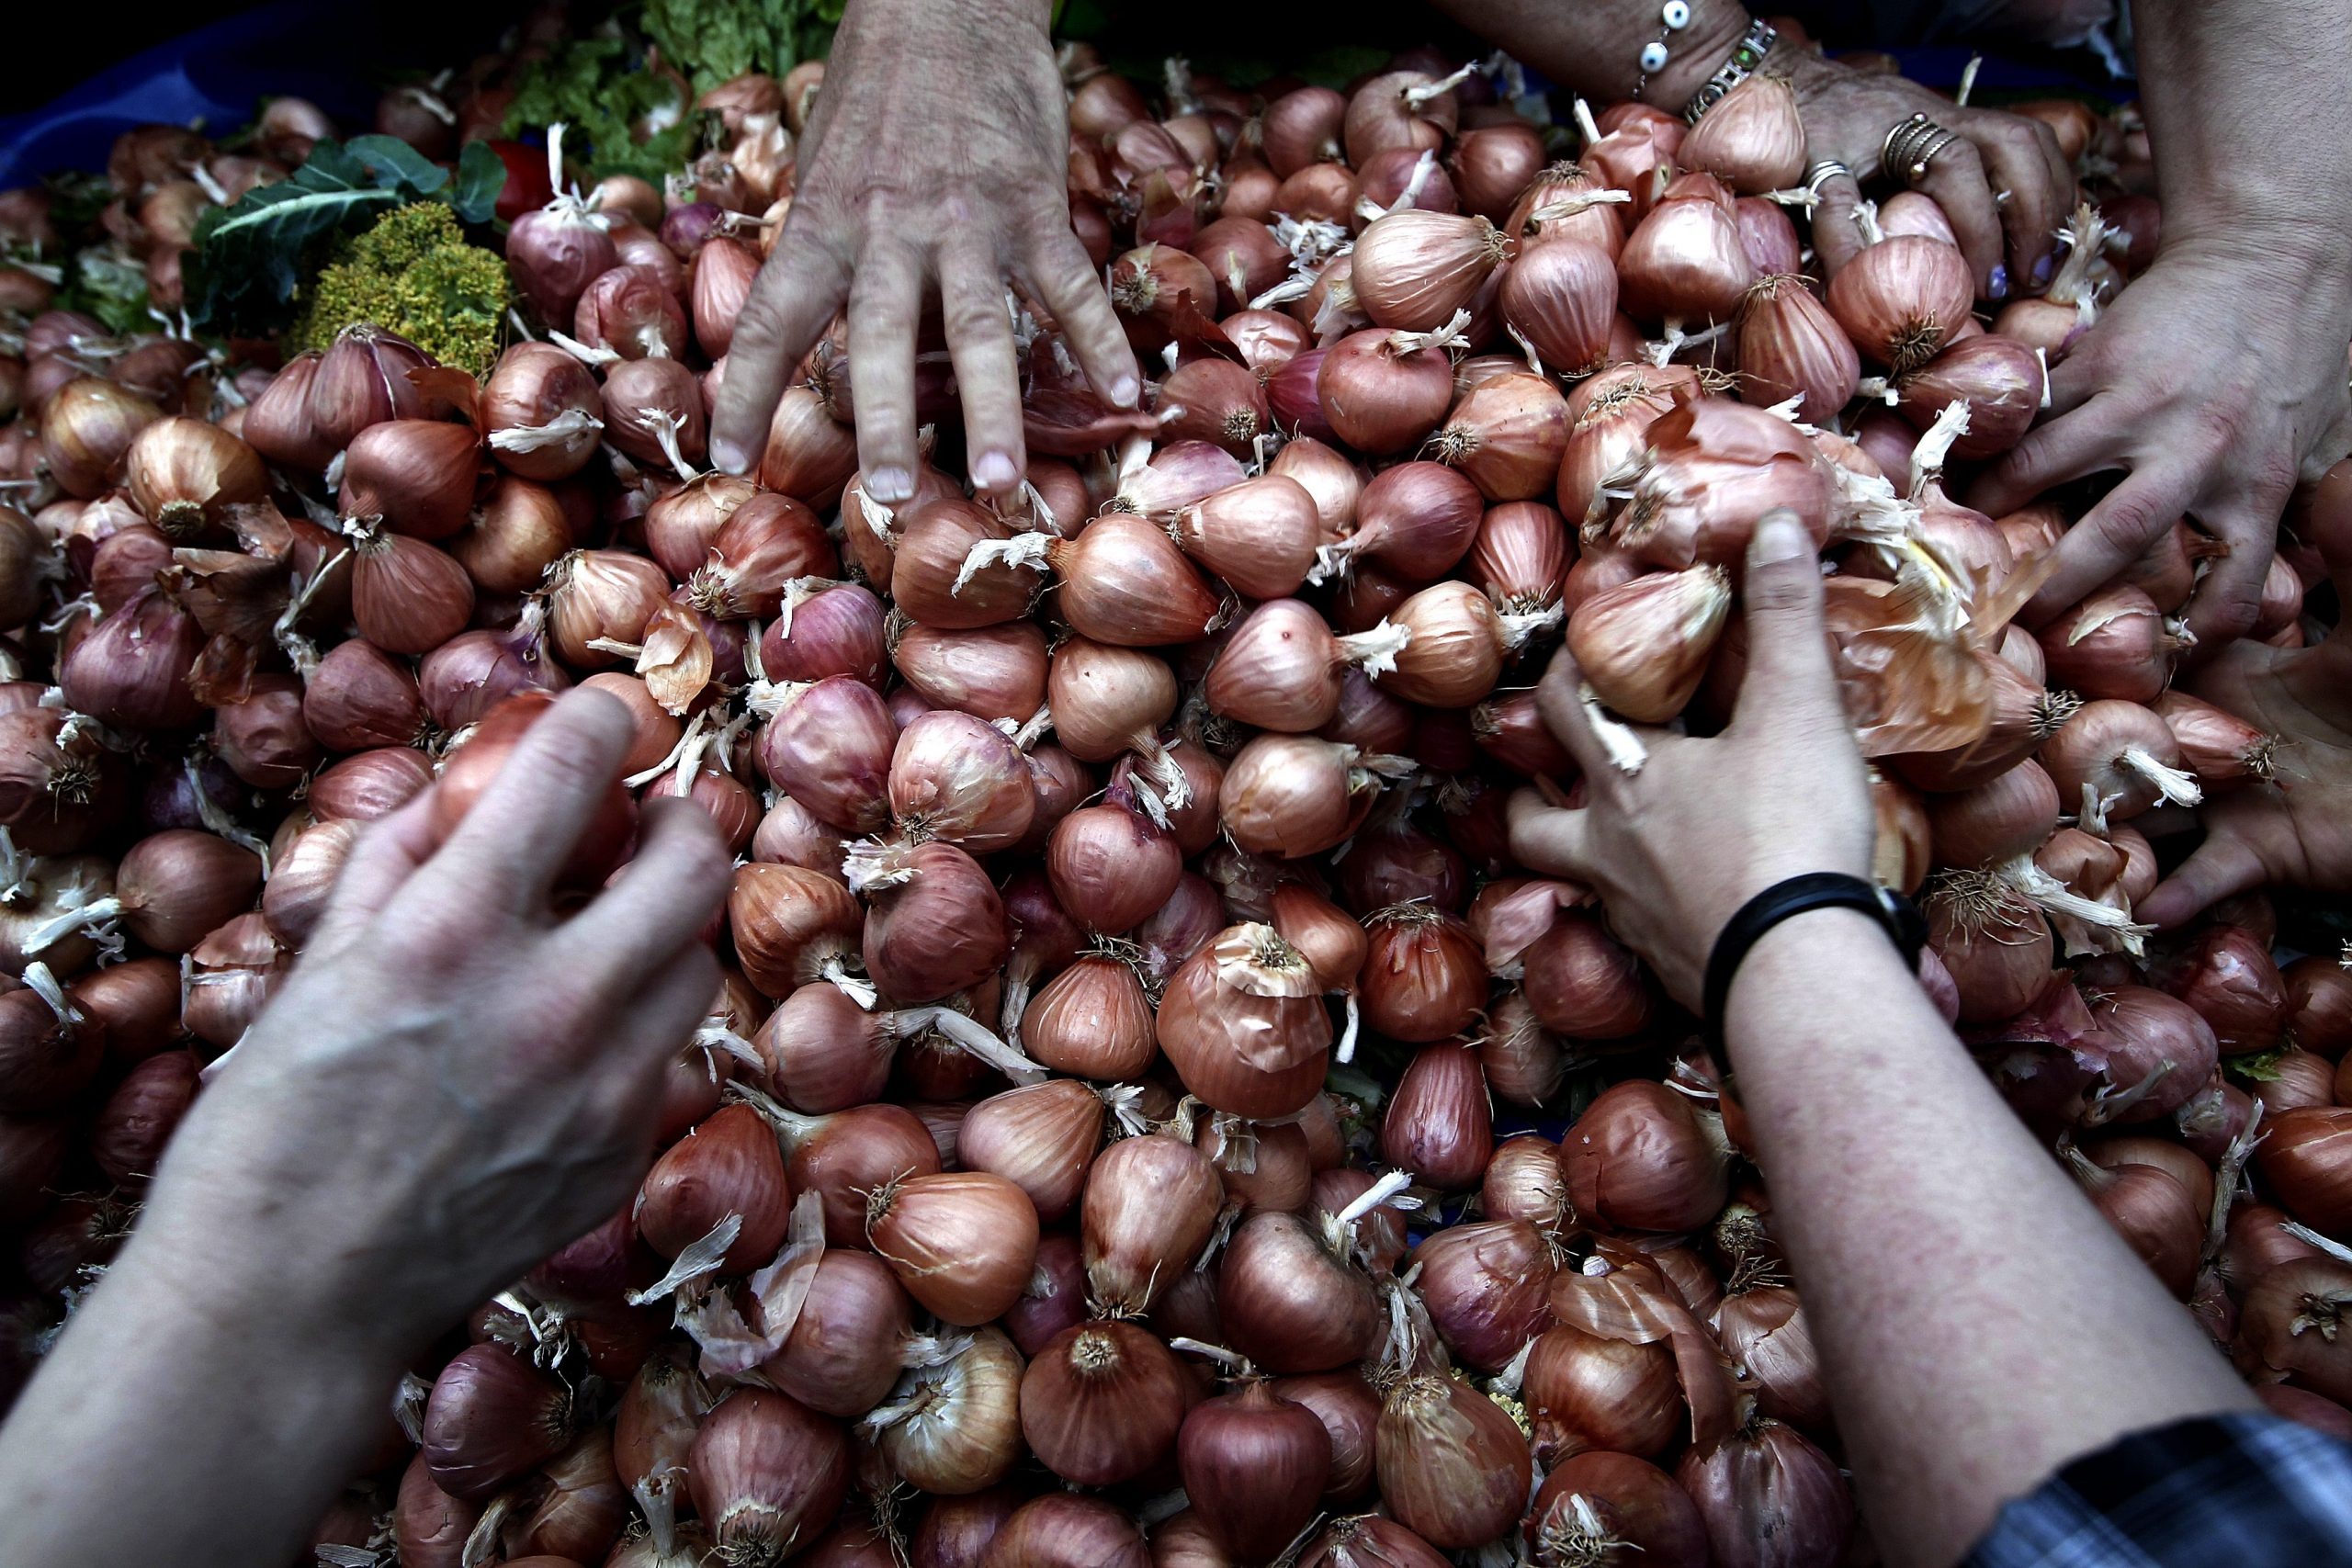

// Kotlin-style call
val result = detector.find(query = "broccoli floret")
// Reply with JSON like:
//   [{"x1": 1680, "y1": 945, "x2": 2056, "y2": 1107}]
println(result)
[{"x1": 293, "y1": 203, "x2": 512, "y2": 377}]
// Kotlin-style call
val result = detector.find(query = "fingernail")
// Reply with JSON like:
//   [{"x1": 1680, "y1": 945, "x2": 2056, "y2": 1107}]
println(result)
[
  {"x1": 972, "y1": 451, "x2": 1020, "y2": 492},
  {"x1": 1751, "y1": 509, "x2": 1811, "y2": 565},
  {"x1": 710, "y1": 436, "x2": 750, "y2": 476},
  {"x1": 1987, "y1": 264, "x2": 2010, "y2": 300},
  {"x1": 2030, "y1": 253, "x2": 2055, "y2": 288},
  {"x1": 1107, "y1": 373, "x2": 1140, "y2": 408},
  {"x1": 866, "y1": 466, "x2": 914, "y2": 504}
]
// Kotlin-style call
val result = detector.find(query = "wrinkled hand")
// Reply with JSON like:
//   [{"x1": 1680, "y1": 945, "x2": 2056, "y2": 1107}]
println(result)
[
  {"x1": 1972, "y1": 240, "x2": 2352, "y2": 648},
  {"x1": 1786, "y1": 50, "x2": 2073, "y2": 298},
  {"x1": 707, "y1": 0, "x2": 1139, "y2": 502},
  {"x1": 2141, "y1": 468, "x2": 2352, "y2": 924},
  {"x1": 137, "y1": 690, "x2": 729, "y2": 1358},
  {"x1": 1508, "y1": 513, "x2": 1874, "y2": 1007}
]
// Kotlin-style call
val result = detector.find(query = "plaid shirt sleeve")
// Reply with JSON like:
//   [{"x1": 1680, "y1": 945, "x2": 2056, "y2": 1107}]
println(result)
[{"x1": 1966, "y1": 1412, "x2": 2352, "y2": 1568}]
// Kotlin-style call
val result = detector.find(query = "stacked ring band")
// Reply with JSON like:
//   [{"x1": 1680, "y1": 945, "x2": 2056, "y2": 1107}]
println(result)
[{"x1": 1881, "y1": 112, "x2": 1960, "y2": 186}]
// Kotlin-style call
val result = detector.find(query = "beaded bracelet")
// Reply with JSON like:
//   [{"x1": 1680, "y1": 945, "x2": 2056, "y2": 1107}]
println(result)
[
  {"x1": 1683, "y1": 16, "x2": 1780, "y2": 124},
  {"x1": 1629, "y1": 1, "x2": 1695, "y2": 103}
]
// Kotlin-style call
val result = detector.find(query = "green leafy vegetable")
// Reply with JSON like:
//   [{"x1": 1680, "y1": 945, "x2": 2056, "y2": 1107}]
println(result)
[
  {"x1": 502, "y1": 0, "x2": 841, "y2": 181},
  {"x1": 58, "y1": 247, "x2": 153, "y2": 336},
  {"x1": 2226, "y1": 1047, "x2": 2289, "y2": 1083},
  {"x1": 184, "y1": 136, "x2": 503, "y2": 335}
]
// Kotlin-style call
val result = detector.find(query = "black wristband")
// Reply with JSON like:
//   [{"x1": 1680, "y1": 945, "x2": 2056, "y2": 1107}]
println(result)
[{"x1": 1701, "y1": 873, "x2": 1927, "y2": 1080}]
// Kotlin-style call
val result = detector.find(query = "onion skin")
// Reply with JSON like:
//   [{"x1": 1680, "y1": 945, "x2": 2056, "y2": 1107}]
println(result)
[
  {"x1": 979, "y1": 1495, "x2": 1148, "y2": 1568},
  {"x1": 1829, "y1": 235, "x2": 1973, "y2": 373},
  {"x1": 1380, "y1": 1043, "x2": 1494, "y2": 1191},
  {"x1": 1563, "y1": 1081, "x2": 1729, "y2": 1233},
  {"x1": 1411, "y1": 1218, "x2": 1554, "y2": 1371},
  {"x1": 1082, "y1": 1132, "x2": 1224, "y2": 1315},
  {"x1": 2239, "y1": 1258, "x2": 2352, "y2": 1404},
  {"x1": 1220, "y1": 1209, "x2": 1383, "y2": 1374},
  {"x1": 2161, "y1": 924, "x2": 2289, "y2": 1053},
  {"x1": 1178, "y1": 1381, "x2": 1334, "y2": 1561},
  {"x1": 423, "y1": 1345, "x2": 574, "y2": 1501},
  {"x1": 1375, "y1": 1372, "x2": 1533, "y2": 1550},
  {"x1": 1526, "y1": 1450, "x2": 1709, "y2": 1568},
  {"x1": 1676, "y1": 1419, "x2": 1852, "y2": 1568},
  {"x1": 868, "y1": 1170, "x2": 1039, "y2": 1325},
  {"x1": 2256, "y1": 1107, "x2": 2352, "y2": 1236},
  {"x1": 686, "y1": 1388, "x2": 851, "y2": 1564},
  {"x1": 1018, "y1": 1320, "x2": 1188, "y2": 1484}
]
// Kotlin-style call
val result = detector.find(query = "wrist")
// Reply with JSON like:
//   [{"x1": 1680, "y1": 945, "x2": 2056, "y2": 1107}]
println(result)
[
  {"x1": 128, "y1": 1179, "x2": 422, "y2": 1374},
  {"x1": 2156, "y1": 211, "x2": 2352, "y2": 293},
  {"x1": 1639, "y1": 2, "x2": 1753, "y2": 110},
  {"x1": 1724, "y1": 904, "x2": 1917, "y2": 1064}
]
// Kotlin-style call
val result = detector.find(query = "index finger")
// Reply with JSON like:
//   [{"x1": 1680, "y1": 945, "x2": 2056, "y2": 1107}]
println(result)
[
  {"x1": 710, "y1": 225, "x2": 854, "y2": 476},
  {"x1": 1915, "y1": 136, "x2": 2004, "y2": 296},
  {"x1": 2026, "y1": 467, "x2": 2191, "y2": 626},
  {"x1": 1974, "y1": 116, "x2": 2070, "y2": 294},
  {"x1": 306, "y1": 793, "x2": 439, "y2": 959},
  {"x1": 411, "y1": 687, "x2": 637, "y2": 913}
]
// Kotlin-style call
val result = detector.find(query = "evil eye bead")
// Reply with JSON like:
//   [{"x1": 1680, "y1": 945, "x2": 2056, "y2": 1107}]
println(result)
[
  {"x1": 1640, "y1": 40, "x2": 1671, "y2": 73},
  {"x1": 1662, "y1": 2, "x2": 1691, "y2": 28}
]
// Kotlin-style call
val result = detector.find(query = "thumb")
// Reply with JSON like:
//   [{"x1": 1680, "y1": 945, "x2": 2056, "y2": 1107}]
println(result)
[
  {"x1": 2137, "y1": 832, "x2": 2269, "y2": 930},
  {"x1": 1733, "y1": 509, "x2": 1838, "y2": 733}
]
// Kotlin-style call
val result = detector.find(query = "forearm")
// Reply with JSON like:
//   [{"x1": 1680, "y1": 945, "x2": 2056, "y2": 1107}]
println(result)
[
  {"x1": 2132, "y1": 0, "x2": 2352, "y2": 261},
  {"x1": 0, "y1": 1221, "x2": 398, "y2": 1566},
  {"x1": 1726, "y1": 911, "x2": 2252, "y2": 1567},
  {"x1": 1432, "y1": 0, "x2": 1750, "y2": 107}
]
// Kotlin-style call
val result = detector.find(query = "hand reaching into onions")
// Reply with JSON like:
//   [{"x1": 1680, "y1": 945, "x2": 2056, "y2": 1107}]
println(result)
[
  {"x1": 1507, "y1": 510, "x2": 1874, "y2": 1004},
  {"x1": 2141, "y1": 463, "x2": 2352, "y2": 925},
  {"x1": 1513, "y1": 510, "x2": 2257, "y2": 1560},
  {"x1": 707, "y1": 0, "x2": 1141, "y2": 503},
  {"x1": 1973, "y1": 244, "x2": 2352, "y2": 647},
  {"x1": 1971, "y1": 0, "x2": 2352, "y2": 648},
  {"x1": 1780, "y1": 49, "x2": 2075, "y2": 298},
  {"x1": 0, "y1": 690, "x2": 729, "y2": 1568}
]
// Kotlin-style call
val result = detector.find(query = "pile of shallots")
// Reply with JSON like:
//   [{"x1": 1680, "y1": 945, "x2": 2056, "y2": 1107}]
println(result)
[{"x1": 2, "y1": 33, "x2": 2350, "y2": 1568}]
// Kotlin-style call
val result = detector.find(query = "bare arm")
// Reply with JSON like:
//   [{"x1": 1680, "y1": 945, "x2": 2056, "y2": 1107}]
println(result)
[
  {"x1": 1510, "y1": 514, "x2": 2251, "y2": 1568},
  {"x1": 1725, "y1": 915, "x2": 2251, "y2": 1563},
  {"x1": 1974, "y1": 0, "x2": 2352, "y2": 645},
  {"x1": 0, "y1": 692, "x2": 729, "y2": 1566}
]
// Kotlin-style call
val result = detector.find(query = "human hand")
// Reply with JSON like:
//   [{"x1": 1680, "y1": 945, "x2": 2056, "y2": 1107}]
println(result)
[
  {"x1": 131, "y1": 689, "x2": 729, "y2": 1361},
  {"x1": 707, "y1": 0, "x2": 1140, "y2": 503},
  {"x1": 1508, "y1": 513, "x2": 1873, "y2": 1008},
  {"x1": 1971, "y1": 239, "x2": 2352, "y2": 648},
  {"x1": 2140, "y1": 467, "x2": 2352, "y2": 924},
  {"x1": 1784, "y1": 49, "x2": 2074, "y2": 298}
]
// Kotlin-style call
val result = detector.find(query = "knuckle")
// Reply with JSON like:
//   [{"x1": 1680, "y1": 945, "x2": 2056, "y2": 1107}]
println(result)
[
  {"x1": 2092, "y1": 496, "x2": 2165, "y2": 551},
  {"x1": 2199, "y1": 592, "x2": 2261, "y2": 641}
]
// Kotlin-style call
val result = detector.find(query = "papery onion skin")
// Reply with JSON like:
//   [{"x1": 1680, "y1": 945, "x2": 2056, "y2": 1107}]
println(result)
[
  {"x1": 1526, "y1": 1450, "x2": 1710, "y2": 1568},
  {"x1": 1375, "y1": 1372, "x2": 1534, "y2": 1550},
  {"x1": 1018, "y1": 1320, "x2": 1188, "y2": 1485},
  {"x1": 1562, "y1": 1080, "x2": 1729, "y2": 1233}
]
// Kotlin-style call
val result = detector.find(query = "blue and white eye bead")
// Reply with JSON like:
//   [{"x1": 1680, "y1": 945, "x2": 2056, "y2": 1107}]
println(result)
[
  {"x1": 1662, "y1": 2, "x2": 1692, "y2": 28},
  {"x1": 1640, "y1": 40, "x2": 1671, "y2": 73}
]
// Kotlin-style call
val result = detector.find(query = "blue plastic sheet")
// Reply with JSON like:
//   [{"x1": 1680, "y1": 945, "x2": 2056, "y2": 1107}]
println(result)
[{"x1": 0, "y1": 1, "x2": 380, "y2": 190}]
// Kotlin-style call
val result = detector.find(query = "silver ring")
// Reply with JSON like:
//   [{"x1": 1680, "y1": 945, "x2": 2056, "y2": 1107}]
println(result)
[
  {"x1": 1803, "y1": 160, "x2": 1854, "y2": 199},
  {"x1": 1882, "y1": 112, "x2": 1962, "y2": 187}
]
